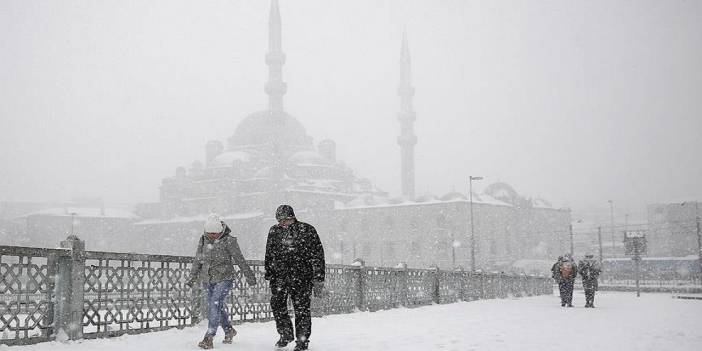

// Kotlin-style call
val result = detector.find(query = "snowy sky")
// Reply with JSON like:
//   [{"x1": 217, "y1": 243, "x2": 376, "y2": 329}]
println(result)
[{"x1": 1, "y1": 0, "x2": 700, "y2": 216}]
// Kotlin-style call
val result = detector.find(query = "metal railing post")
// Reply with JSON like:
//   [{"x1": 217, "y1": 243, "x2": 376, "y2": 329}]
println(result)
[
  {"x1": 353, "y1": 259, "x2": 366, "y2": 311},
  {"x1": 54, "y1": 235, "x2": 85, "y2": 341},
  {"x1": 431, "y1": 266, "x2": 440, "y2": 304}
]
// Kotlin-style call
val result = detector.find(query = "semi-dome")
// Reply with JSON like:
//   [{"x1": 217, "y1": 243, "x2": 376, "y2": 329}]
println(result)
[
  {"x1": 210, "y1": 151, "x2": 251, "y2": 168},
  {"x1": 289, "y1": 150, "x2": 327, "y2": 165},
  {"x1": 483, "y1": 182, "x2": 520, "y2": 204},
  {"x1": 228, "y1": 110, "x2": 312, "y2": 150}
]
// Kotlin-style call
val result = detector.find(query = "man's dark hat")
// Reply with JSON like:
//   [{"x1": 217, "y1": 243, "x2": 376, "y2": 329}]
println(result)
[{"x1": 276, "y1": 205, "x2": 296, "y2": 221}]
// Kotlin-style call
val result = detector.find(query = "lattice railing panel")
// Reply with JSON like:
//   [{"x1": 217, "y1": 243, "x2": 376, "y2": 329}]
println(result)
[
  {"x1": 437, "y1": 271, "x2": 462, "y2": 303},
  {"x1": 406, "y1": 270, "x2": 434, "y2": 306},
  {"x1": 0, "y1": 249, "x2": 56, "y2": 345},
  {"x1": 225, "y1": 261, "x2": 273, "y2": 323},
  {"x1": 312, "y1": 266, "x2": 358, "y2": 315},
  {"x1": 82, "y1": 254, "x2": 197, "y2": 338},
  {"x1": 364, "y1": 268, "x2": 401, "y2": 311}
]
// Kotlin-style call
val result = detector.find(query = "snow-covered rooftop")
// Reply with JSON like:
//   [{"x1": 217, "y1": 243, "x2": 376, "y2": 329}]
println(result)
[
  {"x1": 134, "y1": 211, "x2": 263, "y2": 225},
  {"x1": 25, "y1": 207, "x2": 136, "y2": 219}
]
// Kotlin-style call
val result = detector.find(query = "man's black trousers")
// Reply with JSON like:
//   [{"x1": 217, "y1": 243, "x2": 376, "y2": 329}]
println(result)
[
  {"x1": 584, "y1": 288, "x2": 596, "y2": 306},
  {"x1": 558, "y1": 281, "x2": 574, "y2": 305},
  {"x1": 270, "y1": 279, "x2": 313, "y2": 341}
]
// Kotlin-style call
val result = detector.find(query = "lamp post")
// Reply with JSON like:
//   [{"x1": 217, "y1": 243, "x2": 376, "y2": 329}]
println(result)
[
  {"x1": 469, "y1": 176, "x2": 483, "y2": 272},
  {"x1": 70, "y1": 212, "x2": 77, "y2": 235},
  {"x1": 608, "y1": 200, "x2": 615, "y2": 256},
  {"x1": 681, "y1": 201, "x2": 701, "y2": 282}
]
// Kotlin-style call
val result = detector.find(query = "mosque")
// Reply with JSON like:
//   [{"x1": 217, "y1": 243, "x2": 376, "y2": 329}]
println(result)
[{"x1": 129, "y1": 0, "x2": 571, "y2": 271}]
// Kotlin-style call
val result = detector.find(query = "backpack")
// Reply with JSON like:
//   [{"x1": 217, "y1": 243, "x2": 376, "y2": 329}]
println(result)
[
  {"x1": 560, "y1": 261, "x2": 573, "y2": 279},
  {"x1": 580, "y1": 260, "x2": 599, "y2": 280},
  {"x1": 581, "y1": 262, "x2": 592, "y2": 280}
]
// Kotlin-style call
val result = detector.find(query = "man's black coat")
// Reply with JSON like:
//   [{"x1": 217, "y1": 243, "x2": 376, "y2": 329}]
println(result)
[{"x1": 264, "y1": 220, "x2": 325, "y2": 285}]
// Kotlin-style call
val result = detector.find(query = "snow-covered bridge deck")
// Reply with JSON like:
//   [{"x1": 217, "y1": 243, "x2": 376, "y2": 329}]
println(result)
[{"x1": 2, "y1": 291, "x2": 701, "y2": 351}]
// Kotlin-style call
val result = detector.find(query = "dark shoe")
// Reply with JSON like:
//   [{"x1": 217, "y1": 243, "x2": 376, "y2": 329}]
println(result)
[
  {"x1": 294, "y1": 341, "x2": 309, "y2": 351},
  {"x1": 561, "y1": 303, "x2": 566, "y2": 307},
  {"x1": 223, "y1": 327, "x2": 237, "y2": 344},
  {"x1": 198, "y1": 336, "x2": 214, "y2": 349},
  {"x1": 567, "y1": 304, "x2": 573, "y2": 307},
  {"x1": 275, "y1": 335, "x2": 295, "y2": 348}
]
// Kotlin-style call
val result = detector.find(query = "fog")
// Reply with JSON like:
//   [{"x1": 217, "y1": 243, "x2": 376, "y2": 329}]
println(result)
[{"x1": 1, "y1": 0, "x2": 701, "y2": 214}]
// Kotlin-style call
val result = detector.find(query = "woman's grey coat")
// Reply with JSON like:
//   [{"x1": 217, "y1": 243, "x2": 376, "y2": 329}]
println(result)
[{"x1": 188, "y1": 224, "x2": 256, "y2": 285}]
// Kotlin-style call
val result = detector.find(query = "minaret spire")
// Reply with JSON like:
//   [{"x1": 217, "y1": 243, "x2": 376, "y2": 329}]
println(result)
[
  {"x1": 265, "y1": 0, "x2": 287, "y2": 114},
  {"x1": 398, "y1": 31, "x2": 417, "y2": 199}
]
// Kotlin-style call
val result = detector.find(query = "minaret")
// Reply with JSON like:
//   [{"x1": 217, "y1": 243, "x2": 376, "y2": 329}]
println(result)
[
  {"x1": 265, "y1": 0, "x2": 287, "y2": 114},
  {"x1": 397, "y1": 32, "x2": 417, "y2": 199}
]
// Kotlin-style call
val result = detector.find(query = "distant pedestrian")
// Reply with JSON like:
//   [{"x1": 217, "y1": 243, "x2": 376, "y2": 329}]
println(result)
[
  {"x1": 578, "y1": 254, "x2": 601, "y2": 308},
  {"x1": 552, "y1": 254, "x2": 578, "y2": 307},
  {"x1": 186, "y1": 214, "x2": 257, "y2": 349},
  {"x1": 265, "y1": 205, "x2": 326, "y2": 351}
]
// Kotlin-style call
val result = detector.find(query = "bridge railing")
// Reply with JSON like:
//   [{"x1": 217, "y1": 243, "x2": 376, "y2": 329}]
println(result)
[{"x1": 0, "y1": 236, "x2": 552, "y2": 346}]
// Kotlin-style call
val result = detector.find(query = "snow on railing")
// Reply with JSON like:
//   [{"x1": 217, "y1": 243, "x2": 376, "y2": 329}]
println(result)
[{"x1": 0, "y1": 236, "x2": 552, "y2": 346}]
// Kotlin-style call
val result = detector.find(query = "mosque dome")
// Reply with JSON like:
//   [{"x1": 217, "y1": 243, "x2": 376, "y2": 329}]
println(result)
[{"x1": 228, "y1": 110, "x2": 312, "y2": 150}]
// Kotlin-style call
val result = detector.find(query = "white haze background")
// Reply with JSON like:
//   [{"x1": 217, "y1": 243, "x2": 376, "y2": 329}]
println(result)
[{"x1": 1, "y1": 0, "x2": 701, "y2": 215}]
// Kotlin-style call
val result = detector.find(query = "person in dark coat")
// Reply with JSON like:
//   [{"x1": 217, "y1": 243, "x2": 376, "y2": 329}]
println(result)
[
  {"x1": 186, "y1": 214, "x2": 257, "y2": 349},
  {"x1": 552, "y1": 254, "x2": 578, "y2": 307},
  {"x1": 265, "y1": 205, "x2": 325, "y2": 351},
  {"x1": 578, "y1": 254, "x2": 601, "y2": 308}
]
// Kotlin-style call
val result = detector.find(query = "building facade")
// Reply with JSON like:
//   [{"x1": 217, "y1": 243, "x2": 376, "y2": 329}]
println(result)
[{"x1": 647, "y1": 201, "x2": 700, "y2": 257}]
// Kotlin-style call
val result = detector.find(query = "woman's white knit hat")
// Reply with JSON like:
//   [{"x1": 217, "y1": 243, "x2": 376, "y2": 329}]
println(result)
[{"x1": 204, "y1": 214, "x2": 224, "y2": 233}]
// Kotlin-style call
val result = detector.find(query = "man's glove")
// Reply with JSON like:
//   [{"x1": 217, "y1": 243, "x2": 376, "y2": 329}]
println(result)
[
  {"x1": 246, "y1": 275, "x2": 257, "y2": 286},
  {"x1": 312, "y1": 281, "x2": 325, "y2": 297}
]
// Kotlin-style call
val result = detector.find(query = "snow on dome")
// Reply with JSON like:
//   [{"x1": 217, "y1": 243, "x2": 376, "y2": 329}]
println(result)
[
  {"x1": 531, "y1": 198, "x2": 553, "y2": 209},
  {"x1": 483, "y1": 182, "x2": 521, "y2": 205},
  {"x1": 210, "y1": 151, "x2": 251, "y2": 168}
]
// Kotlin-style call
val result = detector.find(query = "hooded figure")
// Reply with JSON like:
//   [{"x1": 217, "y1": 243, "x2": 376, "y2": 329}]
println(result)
[
  {"x1": 578, "y1": 254, "x2": 601, "y2": 308},
  {"x1": 265, "y1": 205, "x2": 325, "y2": 351},
  {"x1": 187, "y1": 214, "x2": 256, "y2": 349}
]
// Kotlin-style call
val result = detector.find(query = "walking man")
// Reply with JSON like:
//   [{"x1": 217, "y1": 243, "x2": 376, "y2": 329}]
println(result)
[
  {"x1": 578, "y1": 254, "x2": 601, "y2": 307},
  {"x1": 187, "y1": 214, "x2": 257, "y2": 349},
  {"x1": 265, "y1": 205, "x2": 326, "y2": 351}
]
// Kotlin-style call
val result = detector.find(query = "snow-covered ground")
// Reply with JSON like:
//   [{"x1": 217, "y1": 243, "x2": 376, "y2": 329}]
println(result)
[{"x1": 3, "y1": 291, "x2": 701, "y2": 351}]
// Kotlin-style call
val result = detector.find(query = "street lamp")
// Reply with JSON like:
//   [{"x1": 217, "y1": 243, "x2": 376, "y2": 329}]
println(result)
[
  {"x1": 469, "y1": 176, "x2": 483, "y2": 272},
  {"x1": 70, "y1": 212, "x2": 77, "y2": 235},
  {"x1": 608, "y1": 200, "x2": 615, "y2": 256},
  {"x1": 681, "y1": 201, "x2": 701, "y2": 281}
]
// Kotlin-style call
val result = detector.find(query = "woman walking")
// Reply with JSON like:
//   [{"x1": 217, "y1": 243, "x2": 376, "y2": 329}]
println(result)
[{"x1": 186, "y1": 214, "x2": 257, "y2": 349}]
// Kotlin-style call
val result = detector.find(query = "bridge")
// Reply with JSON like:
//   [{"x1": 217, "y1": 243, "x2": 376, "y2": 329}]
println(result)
[{"x1": 0, "y1": 236, "x2": 549, "y2": 346}]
